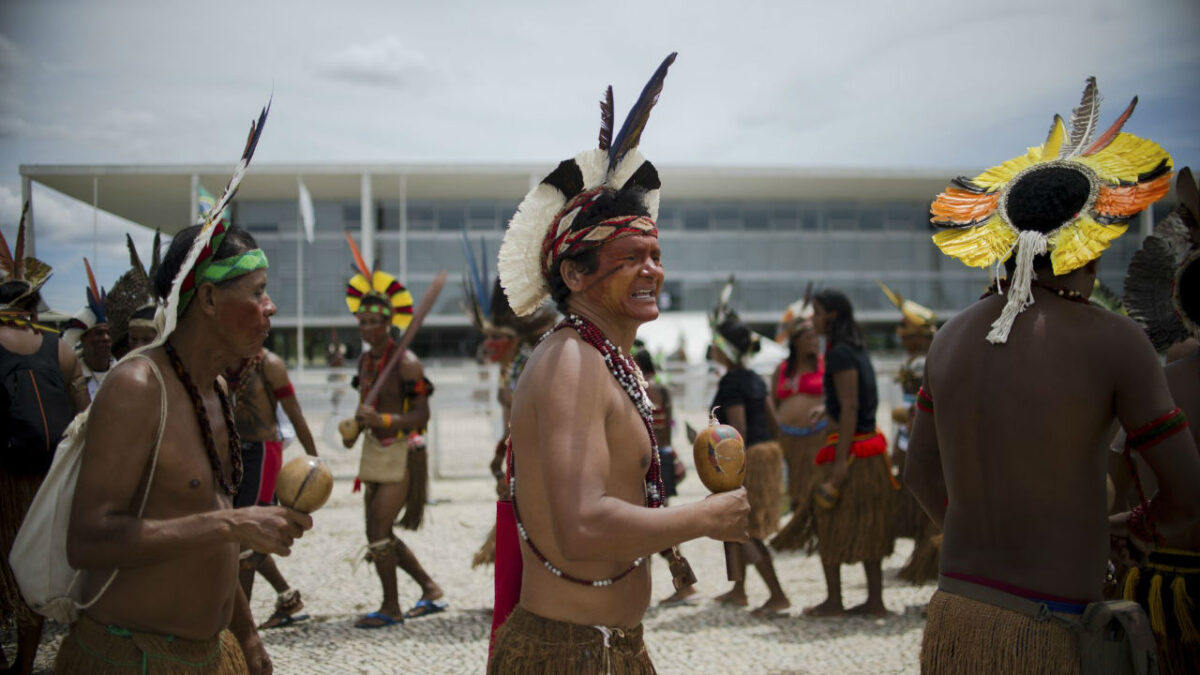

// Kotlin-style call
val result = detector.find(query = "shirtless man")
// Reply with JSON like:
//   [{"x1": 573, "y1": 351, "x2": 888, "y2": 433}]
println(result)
[
  {"x1": 60, "y1": 223, "x2": 311, "y2": 675},
  {"x1": 63, "y1": 266, "x2": 114, "y2": 402},
  {"x1": 226, "y1": 348, "x2": 319, "y2": 629},
  {"x1": 340, "y1": 244, "x2": 444, "y2": 628},
  {"x1": 909, "y1": 85, "x2": 1200, "y2": 673},
  {"x1": 0, "y1": 217, "x2": 87, "y2": 675},
  {"x1": 489, "y1": 53, "x2": 748, "y2": 672}
]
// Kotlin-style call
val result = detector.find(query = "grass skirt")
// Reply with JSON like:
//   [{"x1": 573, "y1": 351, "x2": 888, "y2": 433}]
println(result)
[
  {"x1": 921, "y1": 590, "x2": 1079, "y2": 675},
  {"x1": 1122, "y1": 549, "x2": 1200, "y2": 675},
  {"x1": 744, "y1": 441, "x2": 783, "y2": 541},
  {"x1": 771, "y1": 434, "x2": 821, "y2": 553},
  {"x1": 54, "y1": 613, "x2": 247, "y2": 674},
  {"x1": 813, "y1": 454, "x2": 895, "y2": 566},
  {"x1": 473, "y1": 525, "x2": 497, "y2": 569},
  {"x1": 890, "y1": 450, "x2": 926, "y2": 541},
  {"x1": 488, "y1": 606, "x2": 655, "y2": 675},
  {"x1": 0, "y1": 469, "x2": 43, "y2": 626},
  {"x1": 897, "y1": 524, "x2": 941, "y2": 585}
]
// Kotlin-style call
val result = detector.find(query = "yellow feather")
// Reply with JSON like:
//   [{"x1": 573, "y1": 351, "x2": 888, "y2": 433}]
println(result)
[
  {"x1": 1041, "y1": 115, "x2": 1066, "y2": 160},
  {"x1": 973, "y1": 152, "x2": 1038, "y2": 190},
  {"x1": 1077, "y1": 133, "x2": 1173, "y2": 184},
  {"x1": 1048, "y1": 217, "x2": 1126, "y2": 274},
  {"x1": 932, "y1": 215, "x2": 1018, "y2": 268}
]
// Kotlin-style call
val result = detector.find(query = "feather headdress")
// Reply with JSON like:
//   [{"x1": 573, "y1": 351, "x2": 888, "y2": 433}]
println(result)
[
  {"x1": 930, "y1": 77, "x2": 1172, "y2": 343},
  {"x1": 1124, "y1": 168, "x2": 1200, "y2": 348},
  {"x1": 154, "y1": 100, "x2": 270, "y2": 348},
  {"x1": 461, "y1": 229, "x2": 555, "y2": 337},
  {"x1": 877, "y1": 281, "x2": 937, "y2": 336},
  {"x1": 344, "y1": 231, "x2": 413, "y2": 330},
  {"x1": 775, "y1": 282, "x2": 815, "y2": 343},
  {"x1": 0, "y1": 202, "x2": 53, "y2": 316},
  {"x1": 106, "y1": 231, "x2": 161, "y2": 351},
  {"x1": 498, "y1": 53, "x2": 676, "y2": 317},
  {"x1": 709, "y1": 275, "x2": 761, "y2": 362},
  {"x1": 63, "y1": 258, "x2": 109, "y2": 347}
]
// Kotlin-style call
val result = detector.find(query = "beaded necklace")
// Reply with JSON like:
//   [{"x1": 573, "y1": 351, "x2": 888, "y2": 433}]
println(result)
[
  {"x1": 358, "y1": 339, "x2": 396, "y2": 400},
  {"x1": 509, "y1": 314, "x2": 689, "y2": 588},
  {"x1": 223, "y1": 350, "x2": 263, "y2": 411},
  {"x1": 164, "y1": 341, "x2": 243, "y2": 496},
  {"x1": 982, "y1": 278, "x2": 1089, "y2": 305}
]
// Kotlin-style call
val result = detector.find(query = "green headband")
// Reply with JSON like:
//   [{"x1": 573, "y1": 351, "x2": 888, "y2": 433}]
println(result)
[
  {"x1": 199, "y1": 248, "x2": 269, "y2": 284},
  {"x1": 178, "y1": 249, "x2": 270, "y2": 316}
]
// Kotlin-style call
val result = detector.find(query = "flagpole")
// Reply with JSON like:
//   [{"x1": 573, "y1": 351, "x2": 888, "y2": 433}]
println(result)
[{"x1": 296, "y1": 198, "x2": 305, "y2": 375}]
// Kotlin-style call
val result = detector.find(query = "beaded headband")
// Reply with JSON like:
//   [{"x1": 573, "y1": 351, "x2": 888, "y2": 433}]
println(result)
[
  {"x1": 499, "y1": 53, "x2": 676, "y2": 317},
  {"x1": 930, "y1": 77, "x2": 1172, "y2": 343},
  {"x1": 344, "y1": 232, "x2": 413, "y2": 330}
]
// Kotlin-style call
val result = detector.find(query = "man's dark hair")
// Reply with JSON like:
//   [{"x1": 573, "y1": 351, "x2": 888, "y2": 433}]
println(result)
[
  {"x1": 1005, "y1": 166, "x2": 1091, "y2": 234},
  {"x1": 1179, "y1": 260, "x2": 1200, "y2": 327},
  {"x1": 154, "y1": 224, "x2": 258, "y2": 300},
  {"x1": 0, "y1": 283, "x2": 39, "y2": 313},
  {"x1": 814, "y1": 288, "x2": 863, "y2": 350},
  {"x1": 545, "y1": 187, "x2": 650, "y2": 315}
]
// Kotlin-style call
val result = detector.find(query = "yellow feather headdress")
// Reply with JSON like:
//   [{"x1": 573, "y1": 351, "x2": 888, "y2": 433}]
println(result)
[
  {"x1": 343, "y1": 232, "x2": 413, "y2": 330},
  {"x1": 930, "y1": 77, "x2": 1172, "y2": 343}
]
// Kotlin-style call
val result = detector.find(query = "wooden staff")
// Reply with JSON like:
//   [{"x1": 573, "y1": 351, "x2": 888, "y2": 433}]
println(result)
[{"x1": 338, "y1": 270, "x2": 448, "y2": 444}]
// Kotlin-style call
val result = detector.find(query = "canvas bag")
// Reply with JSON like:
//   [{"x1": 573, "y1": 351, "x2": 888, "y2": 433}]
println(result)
[{"x1": 8, "y1": 353, "x2": 167, "y2": 625}]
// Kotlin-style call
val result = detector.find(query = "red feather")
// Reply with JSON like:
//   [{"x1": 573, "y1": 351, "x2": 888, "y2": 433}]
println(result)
[
  {"x1": 12, "y1": 202, "x2": 29, "y2": 279},
  {"x1": 84, "y1": 258, "x2": 101, "y2": 302},
  {"x1": 1082, "y1": 97, "x2": 1137, "y2": 157}
]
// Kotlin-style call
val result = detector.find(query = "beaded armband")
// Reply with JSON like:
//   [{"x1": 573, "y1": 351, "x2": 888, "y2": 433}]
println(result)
[
  {"x1": 1126, "y1": 408, "x2": 1187, "y2": 454},
  {"x1": 273, "y1": 383, "x2": 295, "y2": 400},
  {"x1": 403, "y1": 377, "x2": 435, "y2": 398},
  {"x1": 915, "y1": 387, "x2": 934, "y2": 414}
]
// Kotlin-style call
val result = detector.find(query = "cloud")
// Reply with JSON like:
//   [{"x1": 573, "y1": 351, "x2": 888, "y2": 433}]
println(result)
[{"x1": 310, "y1": 36, "x2": 431, "y2": 88}]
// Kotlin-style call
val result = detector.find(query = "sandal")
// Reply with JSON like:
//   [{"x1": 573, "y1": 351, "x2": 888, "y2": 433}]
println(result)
[
  {"x1": 258, "y1": 589, "x2": 308, "y2": 629},
  {"x1": 403, "y1": 598, "x2": 448, "y2": 619}
]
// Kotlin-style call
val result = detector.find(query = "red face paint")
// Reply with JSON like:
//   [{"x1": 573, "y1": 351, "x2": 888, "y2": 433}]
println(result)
[
  {"x1": 578, "y1": 235, "x2": 663, "y2": 324},
  {"x1": 214, "y1": 270, "x2": 275, "y2": 357}
]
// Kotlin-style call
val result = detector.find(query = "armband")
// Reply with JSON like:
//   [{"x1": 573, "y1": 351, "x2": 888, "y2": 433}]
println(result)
[
  {"x1": 1126, "y1": 408, "x2": 1187, "y2": 454},
  {"x1": 403, "y1": 377, "x2": 435, "y2": 398},
  {"x1": 381, "y1": 413, "x2": 393, "y2": 429},
  {"x1": 915, "y1": 387, "x2": 933, "y2": 414},
  {"x1": 273, "y1": 383, "x2": 295, "y2": 400}
]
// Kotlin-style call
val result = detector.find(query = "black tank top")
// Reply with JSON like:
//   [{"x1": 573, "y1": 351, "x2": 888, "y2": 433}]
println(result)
[{"x1": 1, "y1": 333, "x2": 73, "y2": 474}]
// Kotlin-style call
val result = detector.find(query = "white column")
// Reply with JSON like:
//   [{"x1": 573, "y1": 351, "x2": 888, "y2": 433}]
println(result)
[
  {"x1": 189, "y1": 173, "x2": 200, "y2": 226},
  {"x1": 361, "y1": 172, "x2": 374, "y2": 268},
  {"x1": 398, "y1": 174, "x2": 408, "y2": 284},
  {"x1": 1138, "y1": 206, "x2": 1154, "y2": 241},
  {"x1": 21, "y1": 175, "x2": 33, "y2": 256},
  {"x1": 92, "y1": 177, "x2": 99, "y2": 268}
]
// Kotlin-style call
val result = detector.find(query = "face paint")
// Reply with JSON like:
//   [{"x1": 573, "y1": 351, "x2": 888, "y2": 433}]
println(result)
[{"x1": 577, "y1": 235, "x2": 663, "y2": 324}]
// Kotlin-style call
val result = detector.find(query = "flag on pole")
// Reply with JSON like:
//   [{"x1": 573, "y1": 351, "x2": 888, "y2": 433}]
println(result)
[
  {"x1": 297, "y1": 177, "x2": 315, "y2": 243},
  {"x1": 196, "y1": 184, "x2": 230, "y2": 225}
]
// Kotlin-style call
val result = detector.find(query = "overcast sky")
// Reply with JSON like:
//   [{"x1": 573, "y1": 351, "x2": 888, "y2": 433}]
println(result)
[{"x1": 2, "y1": 0, "x2": 1198, "y2": 312}]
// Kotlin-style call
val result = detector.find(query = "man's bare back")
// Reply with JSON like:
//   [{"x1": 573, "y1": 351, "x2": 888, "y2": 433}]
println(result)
[
  {"x1": 912, "y1": 285, "x2": 1191, "y2": 601},
  {"x1": 1162, "y1": 352, "x2": 1200, "y2": 552},
  {"x1": 510, "y1": 329, "x2": 657, "y2": 627}
]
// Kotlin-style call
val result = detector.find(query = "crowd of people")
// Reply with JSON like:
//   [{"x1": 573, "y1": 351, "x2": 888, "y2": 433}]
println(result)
[{"x1": 2, "y1": 57, "x2": 1199, "y2": 675}]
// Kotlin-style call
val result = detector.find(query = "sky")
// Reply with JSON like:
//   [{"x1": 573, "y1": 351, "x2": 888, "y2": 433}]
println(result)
[{"x1": 2, "y1": 0, "x2": 1199, "y2": 312}]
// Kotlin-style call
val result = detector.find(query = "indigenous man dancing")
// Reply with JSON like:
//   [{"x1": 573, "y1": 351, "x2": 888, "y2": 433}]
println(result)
[
  {"x1": 0, "y1": 208, "x2": 86, "y2": 675},
  {"x1": 63, "y1": 260, "x2": 115, "y2": 402},
  {"x1": 489, "y1": 53, "x2": 749, "y2": 673},
  {"x1": 806, "y1": 288, "x2": 894, "y2": 618},
  {"x1": 341, "y1": 236, "x2": 445, "y2": 628},
  {"x1": 707, "y1": 300, "x2": 789, "y2": 617},
  {"x1": 908, "y1": 79, "x2": 1200, "y2": 674},
  {"x1": 1122, "y1": 167, "x2": 1200, "y2": 674},
  {"x1": 225, "y1": 346, "x2": 319, "y2": 629}
]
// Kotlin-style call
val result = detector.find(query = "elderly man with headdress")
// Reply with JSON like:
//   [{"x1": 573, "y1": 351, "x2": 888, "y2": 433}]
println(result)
[
  {"x1": 340, "y1": 234, "x2": 445, "y2": 628},
  {"x1": 907, "y1": 78, "x2": 1200, "y2": 674},
  {"x1": 0, "y1": 206, "x2": 86, "y2": 675},
  {"x1": 488, "y1": 54, "x2": 748, "y2": 674},
  {"x1": 63, "y1": 260, "x2": 116, "y2": 402},
  {"x1": 707, "y1": 286, "x2": 790, "y2": 617},
  {"x1": 107, "y1": 232, "x2": 162, "y2": 360},
  {"x1": 1121, "y1": 167, "x2": 1200, "y2": 674},
  {"x1": 769, "y1": 293, "x2": 827, "y2": 555},
  {"x1": 876, "y1": 282, "x2": 942, "y2": 584},
  {"x1": 59, "y1": 106, "x2": 312, "y2": 675}
]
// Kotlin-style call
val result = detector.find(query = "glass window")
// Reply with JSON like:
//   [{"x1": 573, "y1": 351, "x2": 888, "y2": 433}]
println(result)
[
  {"x1": 438, "y1": 202, "x2": 465, "y2": 231},
  {"x1": 827, "y1": 205, "x2": 857, "y2": 231},
  {"x1": 343, "y1": 204, "x2": 361, "y2": 228},
  {"x1": 467, "y1": 202, "x2": 496, "y2": 230},
  {"x1": 743, "y1": 207, "x2": 769, "y2": 230},
  {"x1": 684, "y1": 207, "x2": 711, "y2": 231},
  {"x1": 656, "y1": 204, "x2": 682, "y2": 230},
  {"x1": 406, "y1": 201, "x2": 436, "y2": 231},
  {"x1": 859, "y1": 208, "x2": 884, "y2": 231}
]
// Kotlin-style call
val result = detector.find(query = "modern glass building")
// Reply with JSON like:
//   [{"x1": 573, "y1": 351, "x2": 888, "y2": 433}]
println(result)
[{"x1": 21, "y1": 163, "x2": 1161, "y2": 360}]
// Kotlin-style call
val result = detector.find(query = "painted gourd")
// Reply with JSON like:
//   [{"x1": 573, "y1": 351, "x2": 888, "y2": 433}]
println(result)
[
  {"x1": 276, "y1": 457, "x2": 334, "y2": 513},
  {"x1": 692, "y1": 410, "x2": 746, "y2": 493}
]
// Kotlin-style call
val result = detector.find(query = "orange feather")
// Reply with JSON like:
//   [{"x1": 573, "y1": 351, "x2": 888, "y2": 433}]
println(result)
[
  {"x1": 931, "y1": 188, "x2": 1000, "y2": 225},
  {"x1": 344, "y1": 231, "x2": 372, "y2": 279},
  {"x1": 1094, "y1": 173, "x2": 1172, "y2": 218},
  {"x1": 84, "y1": 258, "x2": 101, "y2": 301}
]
